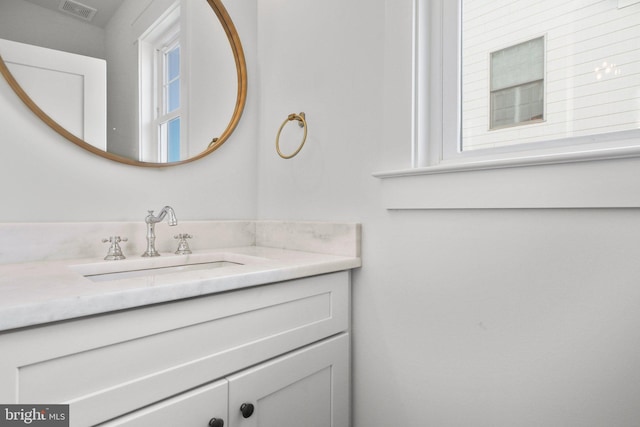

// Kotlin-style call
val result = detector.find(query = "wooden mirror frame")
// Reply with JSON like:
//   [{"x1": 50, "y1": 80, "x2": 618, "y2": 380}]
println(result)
[{"x1": 0, "y1": 0, "x2": 247, "y2": 168}]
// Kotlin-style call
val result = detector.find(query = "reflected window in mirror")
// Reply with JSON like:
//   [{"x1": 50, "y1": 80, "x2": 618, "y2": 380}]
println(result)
[{"x1": 138, "y1": 3, "x2": 185, "y2": 163}]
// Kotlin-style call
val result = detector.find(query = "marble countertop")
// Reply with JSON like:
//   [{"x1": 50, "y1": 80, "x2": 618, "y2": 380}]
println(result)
[{"x1": 0, "y1": 246, "x2": 361, "y2": 332}]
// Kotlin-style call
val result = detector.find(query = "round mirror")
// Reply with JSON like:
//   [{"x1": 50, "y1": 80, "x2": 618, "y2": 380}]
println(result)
[{"x1": 0, "y1": 0, "x2": 247, "y2": 167}]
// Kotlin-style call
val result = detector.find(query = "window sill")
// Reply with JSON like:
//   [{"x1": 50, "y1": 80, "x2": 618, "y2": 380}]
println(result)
[{"x1": 373, "y1": 146, "x2": 640, "y2": 210}]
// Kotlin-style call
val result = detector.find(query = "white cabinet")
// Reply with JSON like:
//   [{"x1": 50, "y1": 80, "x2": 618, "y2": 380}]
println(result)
[
  {"x1": 105, "y1": 334, "x2": 349, "y2": 427},
  {"x1": 0, "y1": 272, "x2": 351, "y2": 427}
]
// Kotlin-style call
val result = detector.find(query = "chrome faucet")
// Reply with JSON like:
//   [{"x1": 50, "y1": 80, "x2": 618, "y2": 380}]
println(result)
[{"x1": 142, "y1": 206, "x2": 178, "y2": 257}]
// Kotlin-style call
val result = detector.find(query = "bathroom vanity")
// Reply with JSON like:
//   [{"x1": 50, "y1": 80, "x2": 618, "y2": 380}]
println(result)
[{"x1": 0, "y1": 221, "x2": 360, "y2": 427}]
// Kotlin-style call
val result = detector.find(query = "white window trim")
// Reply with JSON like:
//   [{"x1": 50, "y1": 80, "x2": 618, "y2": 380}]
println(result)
[
  {"x1": 374, "y1": 129, "x2": 640, "y2": 178},
  {"x1": 374, "y1": 0, "x2": 640, "y2": 209}
]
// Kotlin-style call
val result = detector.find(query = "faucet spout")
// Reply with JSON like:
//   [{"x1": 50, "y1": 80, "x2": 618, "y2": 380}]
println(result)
[
  {"x1": 142, "y1": 206, "x2": 178, "y2": 257},
  {"x1": 145, "y1": 206, "x2": 177, "y2": 226}
]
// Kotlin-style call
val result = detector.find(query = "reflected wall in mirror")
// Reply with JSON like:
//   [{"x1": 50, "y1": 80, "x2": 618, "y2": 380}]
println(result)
[{"x1": 0, "y1": 0, "x2": 247, "y2": 166}]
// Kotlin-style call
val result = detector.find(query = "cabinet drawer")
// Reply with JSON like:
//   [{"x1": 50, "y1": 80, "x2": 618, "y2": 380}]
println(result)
[
  {"x1": 0, "y1": 271, "x2": 350, "y2": 426},
  {"x1": 102, "y1": 380, "x2": 228, "y2": 427}
]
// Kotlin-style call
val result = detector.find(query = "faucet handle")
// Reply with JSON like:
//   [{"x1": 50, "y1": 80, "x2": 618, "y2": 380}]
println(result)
[
  {"x1": 174, "y1": 234, "x2": 193, "y2": 255},
  {"x1": 102, "y1": 236, "x2": 128, "y2": 243},
  {"x1": 102, "y1": 236, "x2": 128, "y2": 260}
]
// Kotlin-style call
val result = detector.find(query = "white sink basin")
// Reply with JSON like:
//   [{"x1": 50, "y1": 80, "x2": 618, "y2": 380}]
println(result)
[
  {"x1": 70, "y1": 252, "x2": 260, "y2": 283},
  {"x1": 83, "y1": 261, "x2": 242, "y2": 282}
]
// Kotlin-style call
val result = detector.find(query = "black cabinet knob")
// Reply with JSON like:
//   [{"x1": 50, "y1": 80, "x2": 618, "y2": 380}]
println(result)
[
  {"x1": 208, "y1": 418, "x2": 224, "y2": 427},
  {"x1": 240, "y1": 403, "x2": 255, "y2": 418}
]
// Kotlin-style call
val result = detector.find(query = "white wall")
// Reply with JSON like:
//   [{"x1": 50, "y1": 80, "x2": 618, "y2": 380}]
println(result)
[
  {"x1": 0, "y1": 0, "x2": 258, "y2": 222},
  {"x1": 255, "y1": 0, "x2": 640, "y2": 426}
]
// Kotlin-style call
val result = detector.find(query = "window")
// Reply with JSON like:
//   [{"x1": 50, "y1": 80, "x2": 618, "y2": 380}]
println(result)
[
  {"x1": 375, "y1": 0, "x2": 640, "y2": 210},
  {"x1": 489, "y1": 37, "x2": 544, "y2": 130},
  {"x1": 416, "y1": 0, "x2": 640, "y2": 167},
  {"x1": 138, "y1": 4, "x2": 184, "y2": 163}
]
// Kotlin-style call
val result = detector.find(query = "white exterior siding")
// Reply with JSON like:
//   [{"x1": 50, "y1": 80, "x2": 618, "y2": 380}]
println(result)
[{"x1": 462, "y1": 0, "x2": 640, "y2": 150}]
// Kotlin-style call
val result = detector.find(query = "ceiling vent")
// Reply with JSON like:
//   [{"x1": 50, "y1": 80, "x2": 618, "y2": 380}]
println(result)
[{"x1": 58, "y1": 0, "x2": 97, "y2": 22}]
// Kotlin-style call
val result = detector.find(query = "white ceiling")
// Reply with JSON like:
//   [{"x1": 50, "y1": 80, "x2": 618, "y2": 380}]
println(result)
[{"x1": 22, "y1": 0, "x2": 125, "y2": 28}]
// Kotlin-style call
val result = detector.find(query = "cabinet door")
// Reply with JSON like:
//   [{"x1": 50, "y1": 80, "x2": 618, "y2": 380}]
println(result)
[
  {"x1": 102, "y1": 379, "x2": 228, "y2": 427},
  {"x1": 228, "y1": 334, "x2": 349, "y2": 427}
]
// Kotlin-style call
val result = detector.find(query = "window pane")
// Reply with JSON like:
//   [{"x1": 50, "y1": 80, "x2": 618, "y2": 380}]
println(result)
[
  {"x1": 490, "y1": 37, "x2": 544, "y2": 91},
  {"x1": 167, "y1": 117, "x2": 180, "y2": 162},
  {"x1": 491, "y1": 80, "x2": 544, "y2": 129},
  {"x1": 165, "y1": 44, "x2": 180, "y2": 113},
  {"x1": 167, "y1": 80, "x2": 180, "y2": 112},
  {"x1": 461, "y1": 0, "x2": 640, "y2": 152},
  {"x1": 167, "y1": 46, "x2": 180, "y2": 81}
]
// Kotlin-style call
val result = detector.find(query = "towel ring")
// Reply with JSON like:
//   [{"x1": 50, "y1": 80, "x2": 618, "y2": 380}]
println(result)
[{"x1": 276, "y1": 112, "x2": 307, "y2": 159}]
